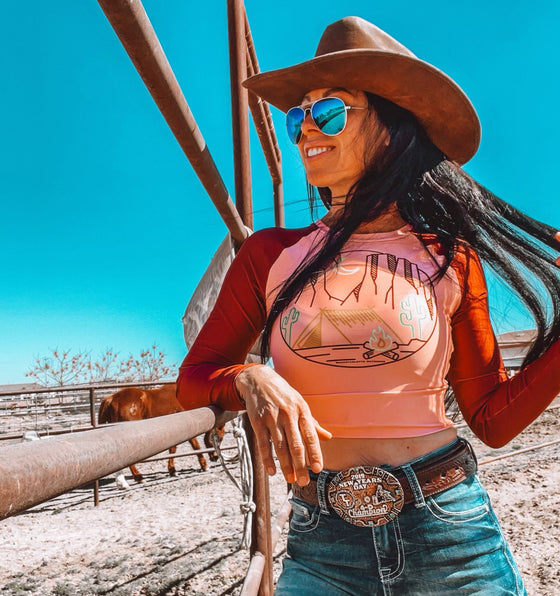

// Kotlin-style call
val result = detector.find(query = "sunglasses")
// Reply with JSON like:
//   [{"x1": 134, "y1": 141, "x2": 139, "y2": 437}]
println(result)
[{"x1": 285, "y1": 96, "x2": 367, "y2": 145}]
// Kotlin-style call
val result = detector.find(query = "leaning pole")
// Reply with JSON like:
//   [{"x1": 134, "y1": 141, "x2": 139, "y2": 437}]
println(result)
[{"x1": 0, "y1": 407, "x2": 236, "y2": 520}]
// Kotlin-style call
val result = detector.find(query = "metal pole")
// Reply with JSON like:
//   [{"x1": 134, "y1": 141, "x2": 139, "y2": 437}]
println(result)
[
  {"x1": 240, "y1": 552, "x2": 266, "y2": 596},
  {"x1": 244, "y1": 14, "x2": 282, "y2": 181},
  {"x1": 88, "y1": 387, "x2": 100, "y2": 506},
  {"x1": 244, "y1": 9, "x2": 283, "y2": 227},
  {"x1": 273, "y1": 181, "x2": 285, "y2": 228},
  {"x1": 228, "y1": 0, "x2": 253, "y2": 230},
  {"x1": 243, "y1": 414, "x2": 273, "y2": 596},
  {"x1": 0, "y1": 408, "x2": 236, "y2": 520},
  {"x1": 240, "y1": 495, "x2": 292, "y2": 596},
  {"x1": 246, "y1": 89, "x2": 282, "y2": 182},
  {"x1": 88, "y1": 387, "x2": 96, "y2": 427},
  {"x1": 230, "y1": 5, "x2": 273, "y2": 591},
  {"x1": 96, "y1": 0, "x2": 248, "y2": 245}
]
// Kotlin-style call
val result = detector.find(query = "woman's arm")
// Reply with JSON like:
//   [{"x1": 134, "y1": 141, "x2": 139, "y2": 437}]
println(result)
[
  {"x1": 448, "y1": 248, "x2": 560, "y2": 447},
  {"x1": 176, "y1": 232, "x2": 269, "y2": 412},
  {"x1": 177, "y1": 227, "x2": 331, "y2": 485}
]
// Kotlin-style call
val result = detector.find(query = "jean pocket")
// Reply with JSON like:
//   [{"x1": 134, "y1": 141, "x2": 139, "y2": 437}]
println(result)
[
  {"x1": 289, "y1": 497, "x2": 322, "y2": 533},
  {"x1": 426, "y1": 476, "x2": 490, "y2": 524}
]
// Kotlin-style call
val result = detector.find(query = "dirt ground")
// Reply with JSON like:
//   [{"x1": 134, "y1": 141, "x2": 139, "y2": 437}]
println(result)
[{"x1": 0, "y1": 406, "x2": 559, "y2": 596}]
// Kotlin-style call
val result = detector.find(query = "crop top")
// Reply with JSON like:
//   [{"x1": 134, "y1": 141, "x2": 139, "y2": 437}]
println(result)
[{"x1": 177, "y1": 221, "x2": 560, "y2": 448}]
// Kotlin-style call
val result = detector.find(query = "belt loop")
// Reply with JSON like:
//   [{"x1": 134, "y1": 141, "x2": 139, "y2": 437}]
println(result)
[
  {"x1": 401, "y1": 464, "x2": 426, "y2": 509},
  {"x1": 462, "y1": 437, "x2": 479, "y2": 471},
  {"x1": 316, "y1": 470, "x2": 330, "y2": 515}
]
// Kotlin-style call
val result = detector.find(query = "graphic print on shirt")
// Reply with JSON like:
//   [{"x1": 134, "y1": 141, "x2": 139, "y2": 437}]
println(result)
[{"x1": 279, "y1": 250, "x2": 437, "y2": 368}]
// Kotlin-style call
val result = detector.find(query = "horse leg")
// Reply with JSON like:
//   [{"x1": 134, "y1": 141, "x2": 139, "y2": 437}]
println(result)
[
  {"x1": 189, "y1": 437, "x2": 207, "y2": 471},
  {"x1": 129, "y1": 463, "x2": 143, "y2": 483},
  {"x1": 168, "y1": 445, "x2": 177, "y2": 477},
  {"x1": 114, "y1": 470, "x2": 130, "y2": 490},
  {"x1": 204, "y1": 425, "x2": 226, "y2": 462}
]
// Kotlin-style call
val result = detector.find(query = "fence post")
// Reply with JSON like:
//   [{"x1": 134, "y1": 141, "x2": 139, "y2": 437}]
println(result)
[
  {"x1": 243, "y1": 414, "x2": 273, "y2": 595},
  {"x1": 89, "y1": 387, "x2": 100, "y2": 506},
  {"x1": 228, "y1": 0, "x2": 253, "y2": 232}
]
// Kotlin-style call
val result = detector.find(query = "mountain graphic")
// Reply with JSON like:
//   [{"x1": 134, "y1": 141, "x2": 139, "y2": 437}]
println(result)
[{"x1": 281, "y1": 251, "x2": 439, "y2": 368}]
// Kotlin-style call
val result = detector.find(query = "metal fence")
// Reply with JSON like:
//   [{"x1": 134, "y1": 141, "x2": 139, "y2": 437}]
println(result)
[{"x1": 1, "y1": 0, "x2": 285, "y2": 593}]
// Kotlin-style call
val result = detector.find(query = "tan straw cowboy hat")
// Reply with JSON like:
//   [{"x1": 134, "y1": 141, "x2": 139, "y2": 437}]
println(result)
[{"x1": 243, "y1": 16, "x2": 481, "y2": 164}]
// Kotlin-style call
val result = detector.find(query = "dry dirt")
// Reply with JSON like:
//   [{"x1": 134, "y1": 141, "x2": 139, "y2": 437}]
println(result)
[{"x1": 1, "y1": 406, "x2": 559, "y2": 596}]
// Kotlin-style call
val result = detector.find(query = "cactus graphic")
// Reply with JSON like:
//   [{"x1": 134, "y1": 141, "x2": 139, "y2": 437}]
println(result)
[
  {"x1": 280, "y1": 307, "x2": 300, "y2": 346},
  {"x1": 399, "y1": 296, "x2": 428, "y2": 339}
]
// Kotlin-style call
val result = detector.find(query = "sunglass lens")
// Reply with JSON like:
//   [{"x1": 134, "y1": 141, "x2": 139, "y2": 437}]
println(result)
[
  {"x1": 286, "y1": 106, "x2": 304, "y2": 144},
  {"x1": 312, "y1": 97, "x2": 347, "y2": 136}
]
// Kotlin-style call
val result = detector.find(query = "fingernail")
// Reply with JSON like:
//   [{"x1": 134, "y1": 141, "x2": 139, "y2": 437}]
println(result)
[{"x1": 267, "y1": 466, "x2": 276, "y2": 475}]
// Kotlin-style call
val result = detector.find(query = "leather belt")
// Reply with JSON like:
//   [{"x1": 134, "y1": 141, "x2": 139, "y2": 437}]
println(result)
[{"x1": 292, "y1": 438, "x2": 477, "y2": 513}]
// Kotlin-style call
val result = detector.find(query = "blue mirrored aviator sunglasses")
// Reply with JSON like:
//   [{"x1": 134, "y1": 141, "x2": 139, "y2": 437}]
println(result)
[{"x1": 285, "y1": 96, "x2": 366, "y2": 145}]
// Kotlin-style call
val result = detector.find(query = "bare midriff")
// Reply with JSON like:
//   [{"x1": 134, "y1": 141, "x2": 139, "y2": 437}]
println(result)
[{"x1": 319, "y1": 427, "x2": 458, "y2": 470}]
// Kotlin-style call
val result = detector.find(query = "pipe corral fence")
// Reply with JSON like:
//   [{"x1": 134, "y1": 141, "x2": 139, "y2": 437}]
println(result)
[
  {"x1": 1, "y1": 0, "x2": 285, "y2": 594},
  {"x1": 0, "y1": 381, "x2": 294, "y2": 596}
]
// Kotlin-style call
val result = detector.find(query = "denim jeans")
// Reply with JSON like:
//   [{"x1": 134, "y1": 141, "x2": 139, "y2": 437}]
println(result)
[{"x1": 275, "y1": 441, "x2": 526, "y2": 595}]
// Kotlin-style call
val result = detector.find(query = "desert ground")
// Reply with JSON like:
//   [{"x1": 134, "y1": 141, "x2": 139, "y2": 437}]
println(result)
[{"x1": 0, "y1": 404, "x2": 559, "y2": 595}]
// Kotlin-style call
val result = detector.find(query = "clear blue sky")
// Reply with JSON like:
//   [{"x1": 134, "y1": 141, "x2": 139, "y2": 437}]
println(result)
[{"x1": 1, "y1": 1, "x2": 559, "y2": 384}]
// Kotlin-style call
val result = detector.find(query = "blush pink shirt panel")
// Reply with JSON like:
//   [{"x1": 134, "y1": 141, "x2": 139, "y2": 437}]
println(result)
[{"x1": 266, "y1": 223, "x2": 460, "y2": 437}]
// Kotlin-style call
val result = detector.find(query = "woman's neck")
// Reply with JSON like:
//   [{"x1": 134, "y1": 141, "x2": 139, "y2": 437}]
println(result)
[{"x1": 321, "y1": 202, "x2": 407, "y2": 233}]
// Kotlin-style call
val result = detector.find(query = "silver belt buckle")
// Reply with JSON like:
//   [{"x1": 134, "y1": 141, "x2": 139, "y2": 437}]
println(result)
[{"x1": 327, "y1": 466, "x2": 404, "y2": 527}]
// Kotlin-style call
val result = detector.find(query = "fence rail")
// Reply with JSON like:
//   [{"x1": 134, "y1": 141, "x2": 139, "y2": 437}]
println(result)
[
  {"x1": 0, "y1": 380, "x2": 175, "y2": 442},
  {"x1": 3, "y1": 0, "x2": 285, "y2": 591},
  {"x1": 0, "y1": 406, "x2": 237, "y2": 520}
]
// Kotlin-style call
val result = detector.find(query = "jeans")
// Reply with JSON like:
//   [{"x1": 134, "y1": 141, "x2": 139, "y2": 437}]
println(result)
[{"x1": 275, "y1": 441, "x2": 526, "y2": 595}]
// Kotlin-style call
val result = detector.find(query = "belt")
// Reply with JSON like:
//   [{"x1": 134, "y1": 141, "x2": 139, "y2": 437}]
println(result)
[{"x1": 292, "y1": 438, "x2": 477, "y2": 525}]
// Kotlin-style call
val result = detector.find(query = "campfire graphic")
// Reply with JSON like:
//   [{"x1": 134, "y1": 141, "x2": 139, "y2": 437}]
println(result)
[{"x1": 366, "y1": 326, "x2": 393, "y2": 352}]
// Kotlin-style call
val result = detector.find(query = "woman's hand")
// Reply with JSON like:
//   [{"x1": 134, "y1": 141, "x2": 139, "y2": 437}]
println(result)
[{"x1": 235, "y1": 365, "x2": 332, "y2": 486}]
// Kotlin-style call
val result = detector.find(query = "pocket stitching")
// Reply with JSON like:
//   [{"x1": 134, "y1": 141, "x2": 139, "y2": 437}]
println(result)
[
  {"x1": 427, "y1": 499, "x2": 489, "y2": 524},
  {"x1": 290, "y1": 501, "x2": 321, "y2": 533}
]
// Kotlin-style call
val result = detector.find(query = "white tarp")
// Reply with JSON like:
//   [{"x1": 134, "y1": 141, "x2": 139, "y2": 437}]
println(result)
[
  {"x1": 182, "y1": 232, "x2": 261, "y2": 362},
  {"x1": 182, "y1": 234, "x2": 235, "y2": 350}
]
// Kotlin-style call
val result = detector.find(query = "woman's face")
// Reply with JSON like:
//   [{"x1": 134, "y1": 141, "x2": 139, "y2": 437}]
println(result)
[{"x1": 295, "y1": 88, "x2": 374, "y2": 199}]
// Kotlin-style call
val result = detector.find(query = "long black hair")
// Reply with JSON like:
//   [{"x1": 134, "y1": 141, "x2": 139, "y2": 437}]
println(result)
[{"x1": 259, "y1": 93, "x2": 560, "y2": 368}]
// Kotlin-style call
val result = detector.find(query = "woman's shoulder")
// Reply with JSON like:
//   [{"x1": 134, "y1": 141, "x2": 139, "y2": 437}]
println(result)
[
  {"x1": 415, "y1": 232, "x2": 480, "y2": 263},
  {"x1": 241, "y1": 223, "x2": 319, "y2": 253}
]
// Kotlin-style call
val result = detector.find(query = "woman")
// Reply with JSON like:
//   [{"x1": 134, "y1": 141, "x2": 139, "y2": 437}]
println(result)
[{"x1": 177, "y1": 17, "x2": 560, "y2": 594}]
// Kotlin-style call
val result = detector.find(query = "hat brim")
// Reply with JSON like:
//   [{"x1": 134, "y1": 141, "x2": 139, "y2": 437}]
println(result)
[{"x1": 243, "y1": 50, "x2": 480, "y2": 165}]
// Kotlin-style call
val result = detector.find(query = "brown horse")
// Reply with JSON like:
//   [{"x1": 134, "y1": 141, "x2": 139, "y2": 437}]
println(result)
[{"x1": 98, "y1": 383, "x2": 225, "y2": 487}]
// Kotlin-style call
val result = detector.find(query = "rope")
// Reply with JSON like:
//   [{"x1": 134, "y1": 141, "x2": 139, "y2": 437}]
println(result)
[{"x1": 211, "y1": 418, "x2": 255, "y2": 549}]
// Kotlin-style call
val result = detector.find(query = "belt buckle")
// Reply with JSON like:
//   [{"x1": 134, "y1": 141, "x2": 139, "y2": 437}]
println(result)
[{"x1": 327, "y1": 466, "x2": 404, "y2": 527}]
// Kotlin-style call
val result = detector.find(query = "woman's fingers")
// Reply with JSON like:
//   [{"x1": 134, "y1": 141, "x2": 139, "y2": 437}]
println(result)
[
  {"x1": 236, "y1": 365, "x2": 331, "y2": 485},
  {"x1": 282, "y1": 417, "x2": 309, "y2": 484},
  {"x1": 298, "y1": 416, "x2": 326, "y2": 477},
  {"x1": 254, "y1": 406, "x2": 326, "y2": 485},
  {"x1": 251, "y1": 416, "x2": 278, "y2": 476},
  {"x1": 270, "y1": 425, "x2": 296, "y2": 483}
]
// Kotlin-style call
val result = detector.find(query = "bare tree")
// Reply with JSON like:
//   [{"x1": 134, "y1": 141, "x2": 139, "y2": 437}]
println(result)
[
  {"x1": 86, "y1": 349, "x2": 120, "y2": 384},
  {"x1": 26, "y1": 349, "x2": 89, "y2": 387},
  {"x1": 118, "y1": 345, "x2": 178, "y2": 382},
  {"x1": 26, "y1": 345, "x2": 177, "y2": 386}
]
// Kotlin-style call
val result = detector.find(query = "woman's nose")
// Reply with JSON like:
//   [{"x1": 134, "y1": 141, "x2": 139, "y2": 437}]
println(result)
[{"x1": 300, "y1": 109, "x2": 318, "y2": 137}]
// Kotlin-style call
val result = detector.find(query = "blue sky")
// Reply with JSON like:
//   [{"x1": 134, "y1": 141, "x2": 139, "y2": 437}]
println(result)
[{"x1": 1, "y1": 1, "x2": 559, "y2": 384}]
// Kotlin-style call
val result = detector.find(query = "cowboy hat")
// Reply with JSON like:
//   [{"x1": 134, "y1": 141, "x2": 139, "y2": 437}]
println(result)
[{"x1": 243, "y1": 16, "x2": 480, "y2": 164}]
